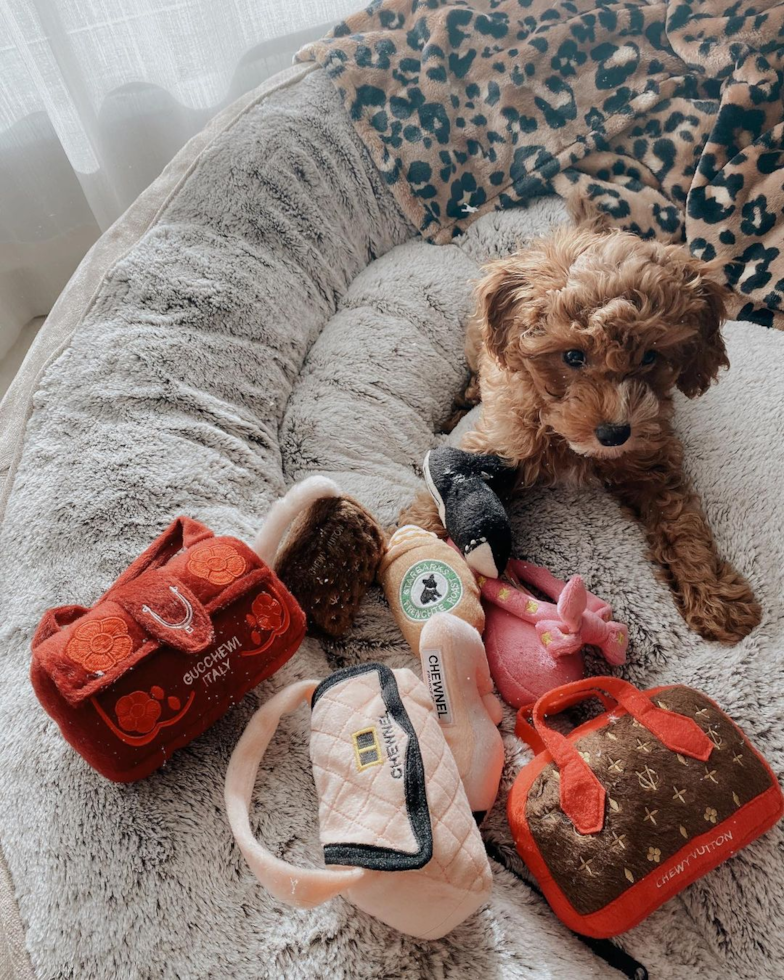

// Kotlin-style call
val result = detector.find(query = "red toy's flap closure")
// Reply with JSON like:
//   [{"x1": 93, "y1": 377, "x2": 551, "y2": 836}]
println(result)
[
  {"x1": 112, "y1": 570, "x2": 214, "y2": 654},
  {"x1": 32, "y1": 600, "x2": 157, "y2": 708},
  {"x1": 98, "y1": 516, "x2": 214, "y2": 600},
  {"x1": 30, "y1": 525, "x2": 273, "y2": 709}
]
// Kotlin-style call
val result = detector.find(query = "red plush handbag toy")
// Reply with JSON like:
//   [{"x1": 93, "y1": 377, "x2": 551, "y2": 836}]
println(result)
[
  {"x1": 31, "y1": 515, "x2": 306, "y2": 781},
  {"x1": 507, "y1": 677, "x2": 784, "y2": 938}
]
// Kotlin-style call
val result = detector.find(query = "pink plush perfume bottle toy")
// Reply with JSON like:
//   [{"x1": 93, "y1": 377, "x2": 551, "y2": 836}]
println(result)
[{"x1": 480, "y1": 559, "x2": 628, "y2": 708}]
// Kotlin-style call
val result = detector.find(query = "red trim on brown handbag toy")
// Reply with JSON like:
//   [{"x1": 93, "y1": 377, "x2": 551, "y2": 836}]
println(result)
[
  {"x1": 529, "y1": 679, "x2": 713, "y2": 835},
  {"x1": 515, "y1": 690, "x2": 617, "y2": 756},
  {"x1": 31, "y1": 517, "x2": 305, "y2": 781},
  {"x1": 507, "y1": 677, "x2": 784, "y2": 937}
]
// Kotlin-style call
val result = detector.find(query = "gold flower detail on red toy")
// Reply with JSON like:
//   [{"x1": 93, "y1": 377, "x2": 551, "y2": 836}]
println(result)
[
  {"x1": 66, "y1": 616, "x2": 133, "y2": 671},
  {"x1": 115, "y1": 690, "x2": 162, "y2": 734},
  {"x1": 187, "y1": 543, "x2": 245, "y2": 585},
  {"x1": 246, "y1": 593, "x2": 284, "y2": 645}
]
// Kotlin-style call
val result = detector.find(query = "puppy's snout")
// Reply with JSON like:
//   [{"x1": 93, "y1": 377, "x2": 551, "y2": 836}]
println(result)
[{"x1": 595, "y1": 422, "x2": 631, "y2": 447}]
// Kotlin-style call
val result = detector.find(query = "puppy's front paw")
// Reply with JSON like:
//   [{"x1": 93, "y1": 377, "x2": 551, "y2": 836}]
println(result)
[
  {"x1": 397, "y1": 489, "x2": 446, "y2": 538},
  {"x1": 680, "y1": 563, "x2": 761, "y2": 644}
]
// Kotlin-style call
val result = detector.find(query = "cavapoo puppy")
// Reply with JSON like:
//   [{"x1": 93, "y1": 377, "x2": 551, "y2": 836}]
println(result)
[{"x1": 404, "y1": 219, "x2": 760, "y2": 644}]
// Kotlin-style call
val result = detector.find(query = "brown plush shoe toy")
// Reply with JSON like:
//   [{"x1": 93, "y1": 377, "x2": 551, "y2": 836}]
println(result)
[{"x1": 254, "y1": 476, "x2": 386, "y2": 639}]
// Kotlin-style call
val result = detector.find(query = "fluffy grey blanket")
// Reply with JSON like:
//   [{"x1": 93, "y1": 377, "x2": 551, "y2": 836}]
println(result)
[{"x1": 2, "y1": 68, "x2": 784, "y2": 980}]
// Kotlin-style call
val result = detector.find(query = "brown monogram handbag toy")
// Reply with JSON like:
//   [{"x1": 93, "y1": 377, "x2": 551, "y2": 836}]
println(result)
[{"x1": 508, "y1": 677, "x2": 784, "y2": 937}]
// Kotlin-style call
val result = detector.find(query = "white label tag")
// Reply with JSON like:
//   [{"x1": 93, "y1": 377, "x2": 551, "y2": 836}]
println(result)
[{"x1": 422, "y1": 647, "x2": 453, "y2": 726}]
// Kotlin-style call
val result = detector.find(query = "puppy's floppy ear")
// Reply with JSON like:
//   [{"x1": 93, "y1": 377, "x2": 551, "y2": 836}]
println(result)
[
  {"x1": 675, "y1": 259, "x2": 730, "y2": 398},
  {"x1": 473, "y1": 258, "x2": 532, "y2": 372},
  {"x1": 567, "y1": 192, "x2": 614, "y2": 234}
]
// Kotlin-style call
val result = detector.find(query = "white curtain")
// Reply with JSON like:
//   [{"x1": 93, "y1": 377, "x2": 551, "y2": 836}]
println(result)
[{"x1": 0, "y1": 0, "x2": 359, "y2": 362}]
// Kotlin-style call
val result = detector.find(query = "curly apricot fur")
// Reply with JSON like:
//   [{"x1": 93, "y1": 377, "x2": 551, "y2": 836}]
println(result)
[{"x1": 400, "y1": 223, "x2": 760, "y2": 644}]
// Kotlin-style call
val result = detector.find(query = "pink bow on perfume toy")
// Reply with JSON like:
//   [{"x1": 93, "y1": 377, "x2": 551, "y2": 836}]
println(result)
[{"x1": 479, "y1": 559, "x2": 628, "y2": 708}]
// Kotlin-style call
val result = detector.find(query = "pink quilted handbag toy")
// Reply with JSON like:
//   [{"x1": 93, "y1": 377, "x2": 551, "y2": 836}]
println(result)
[
  {"x1": 480, "y1": 559, "x2": 628, "y2": 708},
  {"x1": 224, "y1": 663, "x2": 492, "y2": 939}
]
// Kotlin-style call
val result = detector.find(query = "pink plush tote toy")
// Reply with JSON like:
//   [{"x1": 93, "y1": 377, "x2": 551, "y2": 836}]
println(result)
[
  {"x1": 480, "y1": 559, "x2": 628, "y2": 708},
  {"x1": 224, "y1": 663, "x2": 492, "y2": 939}
]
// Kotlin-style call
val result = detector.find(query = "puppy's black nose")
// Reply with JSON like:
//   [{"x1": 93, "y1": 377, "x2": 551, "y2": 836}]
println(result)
[{"x1": 595, "y1": 423, "x2": 631, "y2": 447}]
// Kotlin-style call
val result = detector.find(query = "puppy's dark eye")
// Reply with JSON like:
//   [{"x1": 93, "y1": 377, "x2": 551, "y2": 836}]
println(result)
[
  {"x1": 641, "y1": 350, "x2": 657, "y2": 366},
  {"x1": 563, "y1": 349, "x2": 586, "y2": 368}
]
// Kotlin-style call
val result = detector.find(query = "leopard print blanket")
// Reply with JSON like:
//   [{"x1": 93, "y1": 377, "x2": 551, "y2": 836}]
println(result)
[{"x1": 299, "y1": 0, "x2": 784, "y2": 327}]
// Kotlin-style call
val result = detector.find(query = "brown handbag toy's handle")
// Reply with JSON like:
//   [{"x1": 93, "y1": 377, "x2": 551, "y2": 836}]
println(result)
[
  {"x1": 531, "y1": 677, "x2": 713, "y2": 835},
  {"x1": 514, "y1": 689, "x2": 616, "y2": 754}
]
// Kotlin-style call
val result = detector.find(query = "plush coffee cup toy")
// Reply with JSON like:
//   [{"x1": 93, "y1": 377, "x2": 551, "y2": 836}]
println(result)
[{"x1": 378, "y1": 525, "x2": 484, "y2": 656}]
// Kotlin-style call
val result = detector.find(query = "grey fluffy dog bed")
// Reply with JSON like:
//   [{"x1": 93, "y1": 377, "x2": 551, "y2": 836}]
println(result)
[{"x1": 2, "y1": 64, "x2": 784, "y2": 980}]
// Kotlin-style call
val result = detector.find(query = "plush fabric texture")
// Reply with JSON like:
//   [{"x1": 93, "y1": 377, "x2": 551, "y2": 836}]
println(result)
[
  {"x1": 301, "y1": 0, "x2": 784, "y2": 326},
  {"x1": 481, "y1": 559, "x2": 628, "y2": 708},
  {"x1": 310, "y1": 663, "x2": 493, "y2": 939},
  {"x1": 275, "y1": 495, "x2": 386, "y2": 637},
  {"x1": 226, "y1": 663, "x2": 493, "y2": 941},
  {"x1": 418, "y1": 613, "x2": 504, "y2": 815},
  {"x1": 378, "y1": 525, "x2": 485, "y2": 654},
  {"x1": 2, "y1": 62, "x2": 784, "y2": 977},
  {"x1": 423, "y1": 446, "x2": 514, "y2": 578},
  {"x1": 30, "y1": 517, "x2": 304, "y2": 781},
  {"x1": 508, "y1": 681, "x2": 784, "y2": 938}
]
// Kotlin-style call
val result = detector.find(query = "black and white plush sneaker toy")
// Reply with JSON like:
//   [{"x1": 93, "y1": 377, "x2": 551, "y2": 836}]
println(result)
[{"x1": 423, "y1": 446, "x2": 516, "y2": 579}]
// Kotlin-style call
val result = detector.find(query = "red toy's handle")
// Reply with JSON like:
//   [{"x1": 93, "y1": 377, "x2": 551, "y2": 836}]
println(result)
[
  {"x1": 32, "y1": 517, "x2": 214, "y2": 648},
  {"x1": 32, "y1": 603, "x2": 91, "y2": 648},
  {"x1": 104, "y1": 516, "x2": 213, "y2": 597},
  {"x1": 531, "y1": 677, "x2": 713, "y2": 834}
]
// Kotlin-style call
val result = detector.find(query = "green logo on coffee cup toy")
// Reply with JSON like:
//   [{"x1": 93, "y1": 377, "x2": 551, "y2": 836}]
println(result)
[{"x1": 399, "y1": 560, "x2": 463, "y2": 622}]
